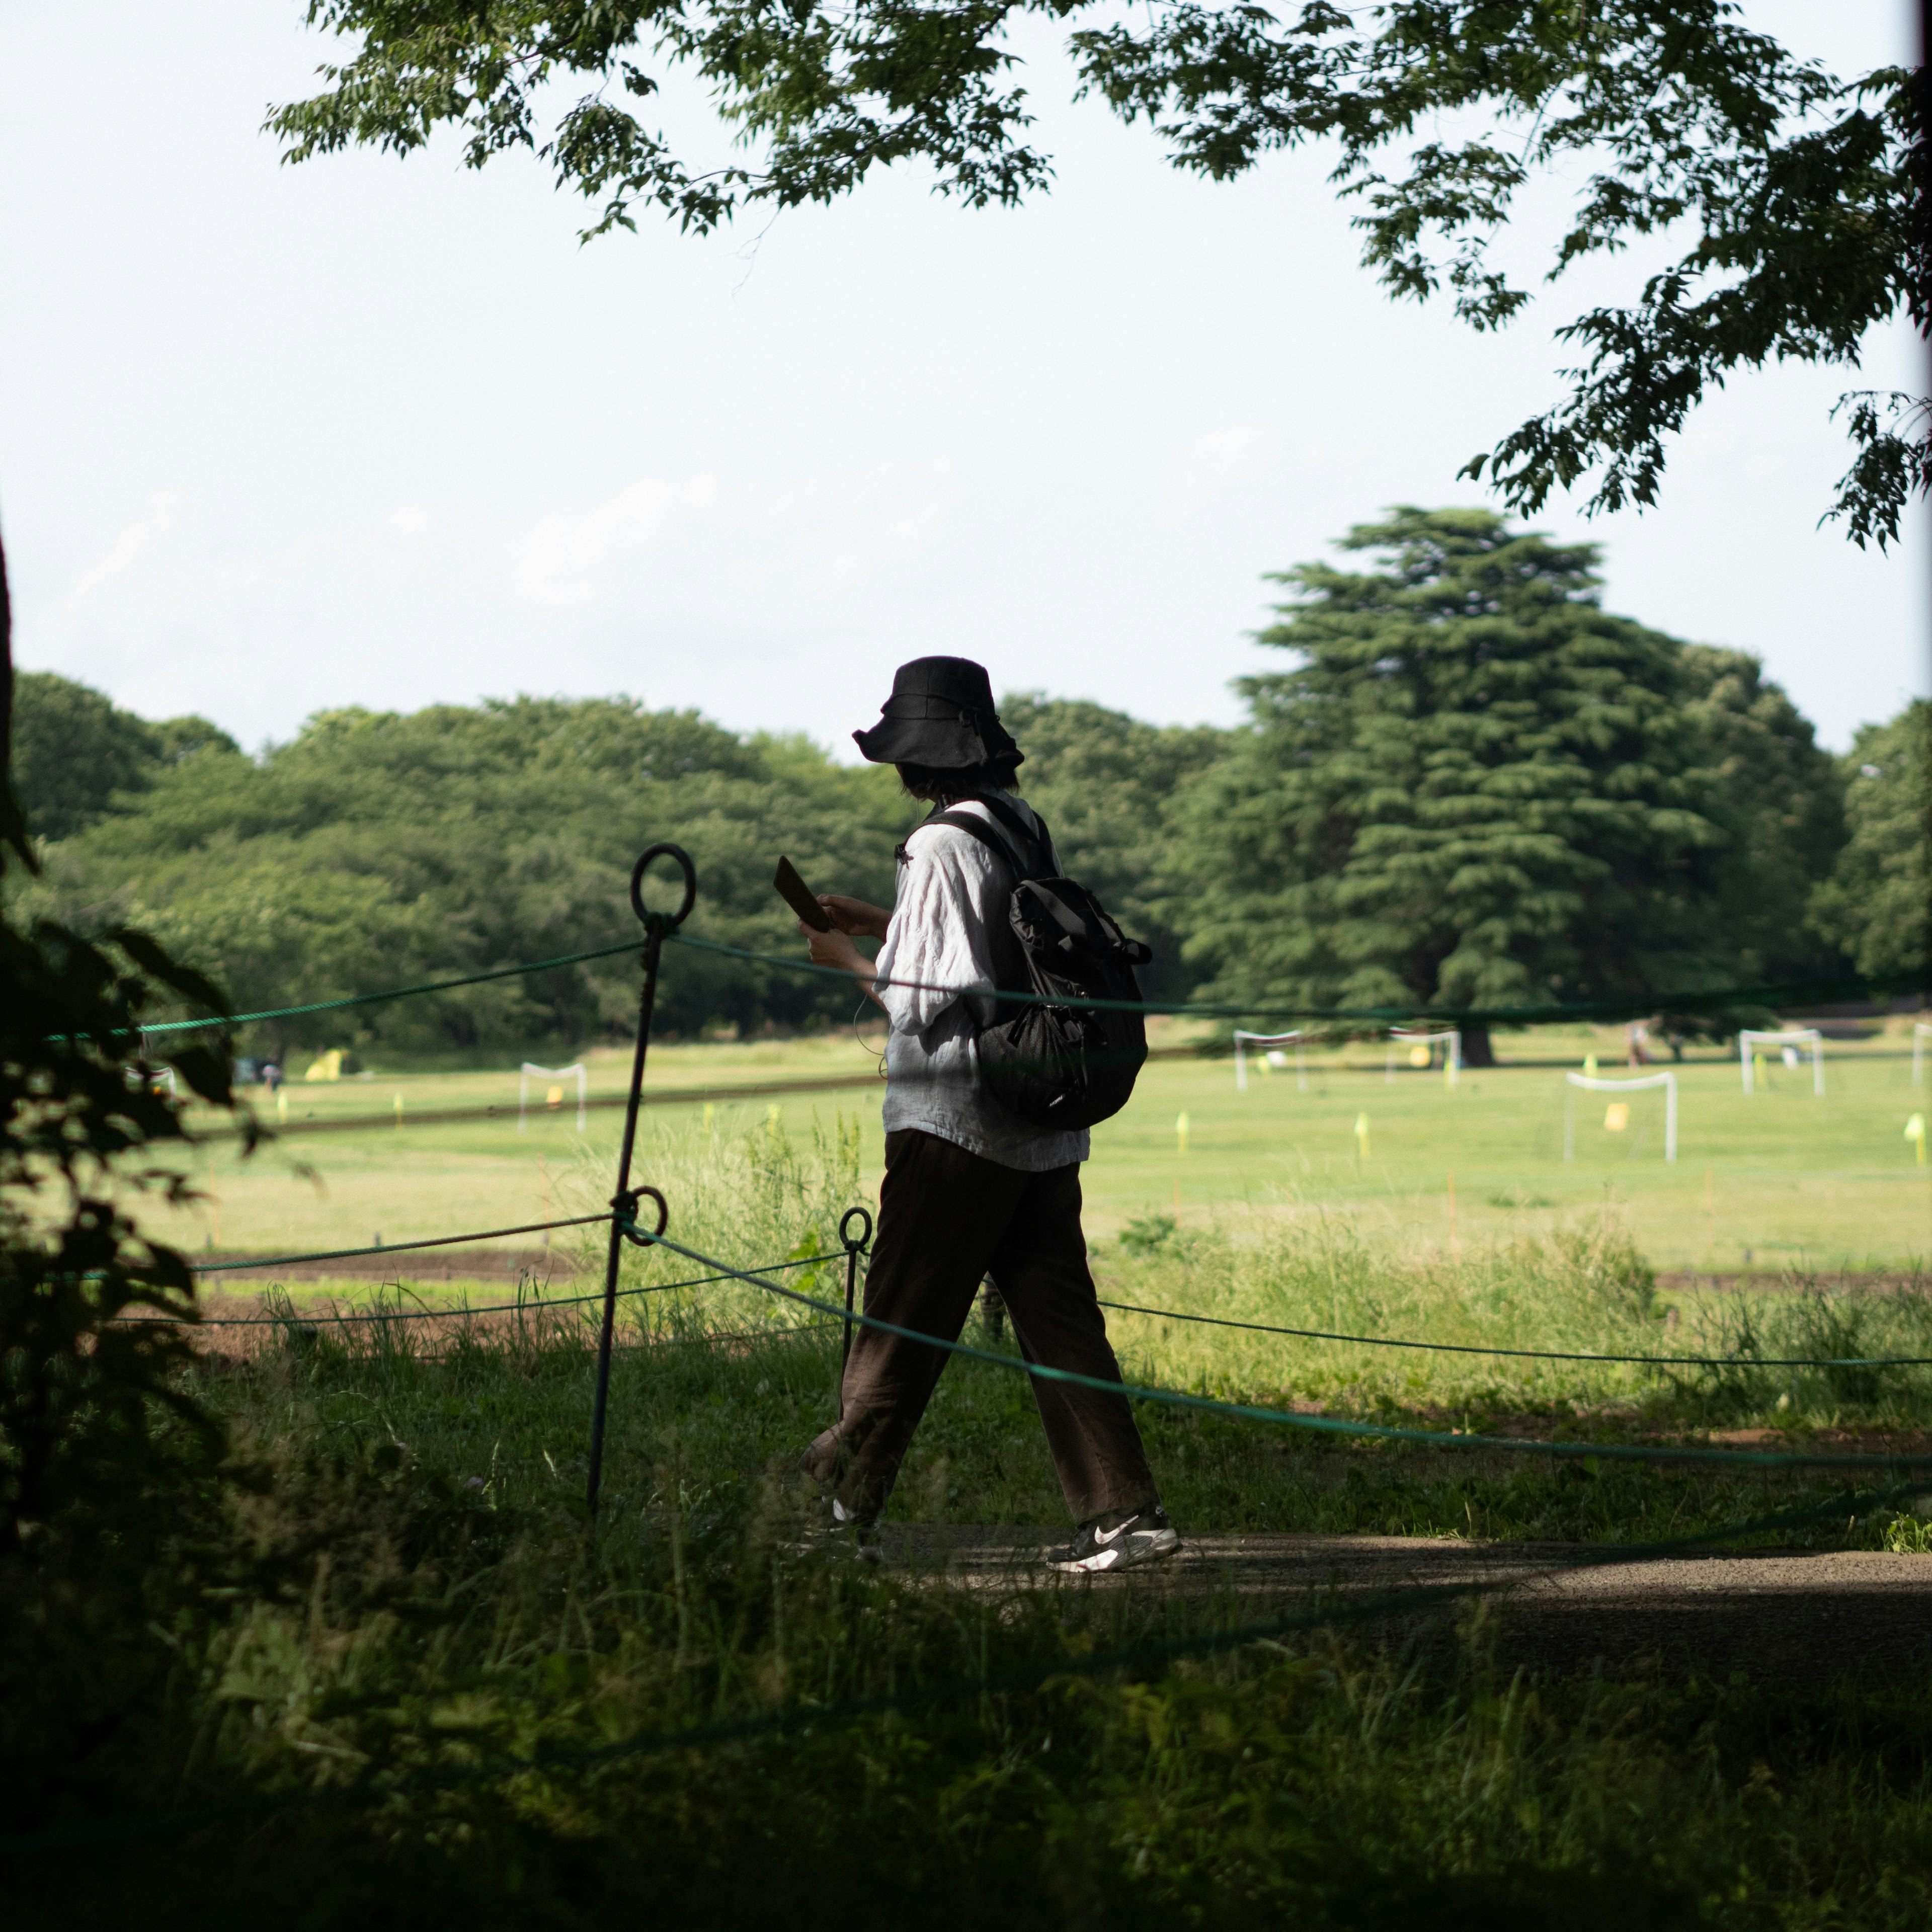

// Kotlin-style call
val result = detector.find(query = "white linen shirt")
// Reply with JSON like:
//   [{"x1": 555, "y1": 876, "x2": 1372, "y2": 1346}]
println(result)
[{"x1": 872, "y1": 795, "x2": 1089, "y2": 1172}]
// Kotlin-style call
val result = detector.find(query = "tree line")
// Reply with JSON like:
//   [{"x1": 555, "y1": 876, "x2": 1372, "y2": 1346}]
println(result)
[{"x1": 12, "y1": 511, "x2": 1923, "y2": 1063}]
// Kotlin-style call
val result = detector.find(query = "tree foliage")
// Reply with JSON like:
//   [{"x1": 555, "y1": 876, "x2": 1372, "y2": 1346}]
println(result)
[
  {"x1": 1166, "y1": 508, "x2": 1847, "y2": 1061},
  {"x1": 9, "y1": 670, "x2": 238, "y2": 843},
  {"x1": 273, "y1": 2, "x2": 1926, "y2": 543},
  {"x1": 1001, "y1": 694, "x2": 1228, "y2": 1001},
  {"x1": 19, "y1": 621, "x2": 1891, "y2": 1058},
  {"x1": 15, "y1": 682, "x2": 1218, "y2": 1051},
  {"x1": 1676, "y1": 645, "x2": 1846, "y2": 991},
  {"x1": 1808, "y1": 700, "x2": 1930, "y2": 981},
  {"x1": 15, "y1": 692, "x2": 916, "y2": 1048}
]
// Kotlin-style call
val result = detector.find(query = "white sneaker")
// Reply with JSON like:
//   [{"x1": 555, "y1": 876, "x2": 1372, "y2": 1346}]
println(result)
[
  {"x1": 1046, "y1": 1504, "x2": 1181, "y2": 1574},
  {"x1": 791, "y1": 1497, "x2": 883, "y2": 1564}
]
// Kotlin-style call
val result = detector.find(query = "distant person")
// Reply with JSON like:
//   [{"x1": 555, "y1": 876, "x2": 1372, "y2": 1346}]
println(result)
[
  {"x1": 1626, "y1": 1022, "x2": 1651, "y2": 1067},
  {"x1": 792, "y1": 657, "x2": 1179, "y2": 1573},
  {"x1": 261, "y1": 1062, "x2": 283, "y2": 1091}
]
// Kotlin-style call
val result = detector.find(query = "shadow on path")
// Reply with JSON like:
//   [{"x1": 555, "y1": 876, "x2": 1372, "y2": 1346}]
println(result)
[{"x1": 879, "y1": 1526, "x2": 1932, "y2": 1683}]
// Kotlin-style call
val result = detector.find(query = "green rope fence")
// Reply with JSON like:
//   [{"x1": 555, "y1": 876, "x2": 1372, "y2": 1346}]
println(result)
[
  {"x1": 1092, "y1": 1296, "x2": 1932, "y2": 1371},
  {"x1": 108, "y1": 1214, "x2": 1932, "y2": 1367},
  {"x1": 190, "y1": 1214, "x2": 616, "y2": 1275},
  {"x1": 23, "y1": 848, "x2": 1925, "y2": 1861},
  {"x1": 637, "y1": 1228, "x2": 1932, "y2": 1473},
  {"x1": 116, "y1": 929, "x2": 1925, "y2": 1041},
  {"x1": 128, "y1": 938, "x2": 641, "y2": 1038},
  {"x1": 667, "y1": 931, "x2": 1930, "y2": 1027},
  {"x1": 130, "y1": 1236, "x2": 829, "y2": 1330}
]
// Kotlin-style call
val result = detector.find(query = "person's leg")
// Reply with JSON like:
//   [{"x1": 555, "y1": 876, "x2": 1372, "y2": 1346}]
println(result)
[
  {"x1": 988, "y1": 1163, "x2": 1159, "y2": 1523},
  {"x1": 801, "y1": 1130, "x2": 1027, "y2": 1522}
]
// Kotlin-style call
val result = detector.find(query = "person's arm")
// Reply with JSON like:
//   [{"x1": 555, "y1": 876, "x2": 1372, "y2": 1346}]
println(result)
[{"x1": 870, "y1": 832, "x2": 997, "y2": 1037}]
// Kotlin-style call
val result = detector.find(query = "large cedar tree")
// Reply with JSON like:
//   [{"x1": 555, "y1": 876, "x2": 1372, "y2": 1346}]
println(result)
[{"x1": 1173, "y1": 509, "x2": 1842, "y2": 1062}]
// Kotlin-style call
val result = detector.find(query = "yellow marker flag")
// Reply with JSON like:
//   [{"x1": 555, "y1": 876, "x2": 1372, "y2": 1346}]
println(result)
[
  {"x1": 1175, "y1": 1111, "x2": 1190, "y2": 1156},
  {"x1": 276, "y1": 1087, "x2": 288, "y2": 1123},
  {"x1": 1582, "y1": 1054, "x2": 1597, "y2": 1078},
  {"x1": 1604, "y1": 1102, "x2": 1630, "y2": 1132},
  {"x1": 1354, "y1": 1112, "x2": 1370, "y2": 1159},
  {"x1": 394, "y1": 1092, "x2": 404, "y2": 1130},
  {"x1": 546, "y1": 1084, "x2": 565, "y2": 1108},
  {"x1": 1408, "y1": 1044, "x2": 1430, "y2": 1069},
  {"x1": 1908, "y1": 1113, "x2": 1926, "y2": 1165}
]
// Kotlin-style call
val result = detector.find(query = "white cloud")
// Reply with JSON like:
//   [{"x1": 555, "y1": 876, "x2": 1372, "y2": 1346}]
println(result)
[
  {"x1": 26, "y1": 461, "x2": 990, "y2": 744},
  {"x1": 57, "y1": 489, "x2": 193, "y2": 615}
]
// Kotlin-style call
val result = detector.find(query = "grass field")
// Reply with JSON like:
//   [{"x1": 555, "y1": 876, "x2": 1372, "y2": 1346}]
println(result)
[{"x1": 133, "y1": 1018, "x2": 1930, "y2": 1280}]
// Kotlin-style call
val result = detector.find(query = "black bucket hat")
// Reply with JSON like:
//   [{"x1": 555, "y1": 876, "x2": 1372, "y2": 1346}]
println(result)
[{"x1": 851, "y1": 657, "x2": 1022, "y2": 769}]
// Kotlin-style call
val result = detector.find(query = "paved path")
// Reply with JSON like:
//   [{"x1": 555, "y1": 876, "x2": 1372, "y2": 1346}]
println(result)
[{"x1": 877, "y1": 1527, "x2": 1932, "y2": 1682}]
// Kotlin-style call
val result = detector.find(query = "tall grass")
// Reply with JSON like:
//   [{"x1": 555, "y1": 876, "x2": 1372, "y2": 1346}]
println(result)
[
  {"x1": 1099, "y1": 1206, "x2": 1932, "y2": 1433},
  {"x1": 1098, "y1": 1209, "x2": 1664, "y2": 1412},
  {"x1": 553, "y1": 1108, "x2": 868, "y2": 1342}
]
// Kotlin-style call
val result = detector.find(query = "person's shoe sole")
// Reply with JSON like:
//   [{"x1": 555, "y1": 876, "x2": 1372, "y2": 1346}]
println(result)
[
  {"x1": 1050, "y1": 1527, "x2": 1182, "y2": 1574},
  {"x1": 787, "y1": 1533, "x2": 883, "y2": 1564}
]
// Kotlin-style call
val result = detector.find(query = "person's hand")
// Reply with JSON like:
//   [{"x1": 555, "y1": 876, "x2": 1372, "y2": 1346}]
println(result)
[
  {"x1": 800, "y1": 921, "x2": 871, "y2": 975},
  {"x1": 818, "y1": 895, "x2": 891, "y2": 940}
]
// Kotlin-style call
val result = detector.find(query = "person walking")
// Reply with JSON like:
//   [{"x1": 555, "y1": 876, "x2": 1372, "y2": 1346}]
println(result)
[{"x1": 793, "y1": 657, "x2": 1179, "y2": 1574}]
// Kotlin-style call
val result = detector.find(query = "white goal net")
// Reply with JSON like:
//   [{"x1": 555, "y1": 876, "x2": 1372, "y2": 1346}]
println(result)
[
  {"x1": 1737, "y1": 1028, "x2": 1822, "y2": 1096},
  {"x1": 1233, "y1": 1030, "x2": 1306, "y2": 1091},
  {"x1": 1564, "y1": 1070, "x2": 1677, "y2": 1163},
  {"x1": 1386, "y1": 1026, "x2": 1461, "y2": 1087},
  {"x1": 520, "y1": 1061, "x2": 588, "y2": 1131}
]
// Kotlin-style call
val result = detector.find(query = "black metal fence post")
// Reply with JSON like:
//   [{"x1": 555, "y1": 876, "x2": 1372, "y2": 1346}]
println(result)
[
  {"x1": 587, "y1": 843, "x2": 696, "y2": 1520},
  {"x1": 836, "y1": 1205, "x2": 872, "y2": 1420}
]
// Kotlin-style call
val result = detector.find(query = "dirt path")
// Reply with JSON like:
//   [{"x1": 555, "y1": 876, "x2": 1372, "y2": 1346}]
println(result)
[{"x1": 878, "y1": 1527, "x2": 1932, "y2": 1682}]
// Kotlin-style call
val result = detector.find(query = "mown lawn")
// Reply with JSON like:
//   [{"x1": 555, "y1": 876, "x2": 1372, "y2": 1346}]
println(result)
[{"x1": 131, "y1": 1021, "x2": 1929, "y2": 1274}]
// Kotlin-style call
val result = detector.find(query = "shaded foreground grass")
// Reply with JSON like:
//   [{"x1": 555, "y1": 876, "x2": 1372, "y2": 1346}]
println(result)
[
  {"x1": 14, "y1": 1306, "x2": 1932, "y2": 1929},
  {"x1": 15, "y1": 1124, "x2": 1932, "y2": 1928}
]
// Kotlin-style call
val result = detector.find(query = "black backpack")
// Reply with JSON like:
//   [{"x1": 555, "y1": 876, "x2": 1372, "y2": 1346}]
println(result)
[{"x1": 908, "y1": 792, "x2": 1153, "y2": 1131}]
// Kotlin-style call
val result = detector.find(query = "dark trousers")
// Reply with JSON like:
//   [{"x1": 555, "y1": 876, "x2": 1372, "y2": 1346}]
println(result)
[{"x1": 803, "y1": 1129, "x2": 1158, "y2": 1523}]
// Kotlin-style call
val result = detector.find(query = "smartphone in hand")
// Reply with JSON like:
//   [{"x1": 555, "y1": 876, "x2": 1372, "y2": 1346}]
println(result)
[{"x1": 774, "y1": 856, "x2": 832, "y2": 932}]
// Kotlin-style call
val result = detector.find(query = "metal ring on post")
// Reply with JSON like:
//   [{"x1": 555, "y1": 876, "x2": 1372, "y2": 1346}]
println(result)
[
  {"x1": 629, "y1": 844, "x2": 698, "y2": 931},
  {"x1": 614, "y1": 1185, "x2": 670, "y2": 1245},
  {"x1": 589, "y1": 843, "x2": 697, "y2": 1521},
  {"x1": 835, "y1": 1203, "x2": 872, "y2": 1422}
]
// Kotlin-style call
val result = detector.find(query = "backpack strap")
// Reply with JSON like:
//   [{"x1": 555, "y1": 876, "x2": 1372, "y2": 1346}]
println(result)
[
  {"x1": 897, "y1": 795, "x2": 1049, "y2": 877},
  {"x1": 917, "y1": 808, "x2": 1028, "y2": 876},
  {"x1": 974, "y1": 791, "x2": 1057, "y2": 873}
]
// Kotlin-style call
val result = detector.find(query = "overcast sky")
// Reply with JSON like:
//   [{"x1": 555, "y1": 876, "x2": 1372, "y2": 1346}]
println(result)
[{"x1": 1, "y1": 1, "x2": 1924, "y2": 757}]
